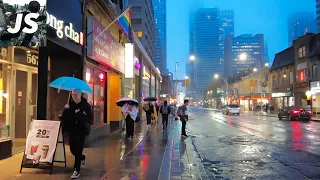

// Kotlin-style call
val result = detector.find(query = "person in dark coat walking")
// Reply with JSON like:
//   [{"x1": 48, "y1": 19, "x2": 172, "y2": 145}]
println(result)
[
  {"x1": 62, "y1": 90, "x2": 93, "y2": 179},
  {"x1": 160, "y1": 100, "x2": 171, "y2": 129},
  {"x1": 180, "y1": 99, "x2": 189, "y2": 137},
  {"x1": 143, "y1": 102, "x2": 154, "y2": 125}
]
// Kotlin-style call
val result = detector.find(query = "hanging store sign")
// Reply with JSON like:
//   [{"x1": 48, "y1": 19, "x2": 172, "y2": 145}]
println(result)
[
  {"x1": 294, "y1": 82, "x2": 309, "y2": 91},
  {"x1": 134, "y1": 58, "x2": 141, "y2": 70},
  {"x1": 87, "y1": 16, "x2": 125, "y2": 74},
  {"x1": 311, "y1": 81, "x2": 320, "y2": 92},
  {"x1": 271, "y1": 92, "x2": 292, "y2": 97},
  {"x1": 46, "y1": 12, "x2": 83, "y2": 45},
  {"x1": 125, "y1": 43, "x2": 134, "y2": 78}
]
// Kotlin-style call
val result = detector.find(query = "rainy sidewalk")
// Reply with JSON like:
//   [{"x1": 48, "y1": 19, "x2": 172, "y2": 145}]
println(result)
[
  {"x1": 0, "y1": 120, "x2": 148, "y2": 180},
  {"x1": 104, "y1": 117, "x2": 202, "y2": 180}
]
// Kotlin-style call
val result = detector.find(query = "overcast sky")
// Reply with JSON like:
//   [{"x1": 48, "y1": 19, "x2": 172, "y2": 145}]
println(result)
[{"x1": 167, "y1": 0, "x2": 316, "y2": 79}]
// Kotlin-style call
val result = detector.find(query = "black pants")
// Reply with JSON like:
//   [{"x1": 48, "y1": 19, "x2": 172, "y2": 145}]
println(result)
[
  {"x1": 162, "y1": 114, "x2": 168, "y2": 128},
  {"x1": 181, "y1": 115, "x2": 188, "y2": 135},
  {"x1": 146, "y1": 114, "x2": 152, "y2": 125},
  {"x1": 69, "y1": 133, "x2": 86, "y2": 172},
  {"x1": 125, "y1": 116, "x2": 134, "y2": 137}
]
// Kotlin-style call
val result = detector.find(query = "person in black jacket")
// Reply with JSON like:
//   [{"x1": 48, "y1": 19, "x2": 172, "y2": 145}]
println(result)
[
  {"x1": 62, "y1": 90, "x2": 92, "y2": 179},
  {"x1": 143, "y1": 102, "x2": 153, "y2": 125},
  {"x1": 160, "y1": 100, "x2": 171, "y2": 129}
]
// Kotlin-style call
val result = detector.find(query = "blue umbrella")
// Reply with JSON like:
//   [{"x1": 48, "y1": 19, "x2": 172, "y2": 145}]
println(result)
[{"x1": 49, "y1": 76, "x2": 92, "y2": 94}]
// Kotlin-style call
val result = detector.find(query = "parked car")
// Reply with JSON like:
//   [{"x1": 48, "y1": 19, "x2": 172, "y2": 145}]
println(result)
[
  {"x1": 278, "y1": 106, "x2": 312, "y2": 121},
  {"x1": 222, "y1": 104, "x2": 240, "y2": 115}
]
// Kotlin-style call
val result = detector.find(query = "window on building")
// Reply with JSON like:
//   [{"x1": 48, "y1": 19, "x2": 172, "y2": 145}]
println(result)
[
  {"x1": 132, "y1": 19, "x2": 142, "y2": 25},
  {"x1": 136, "y1": 31, "x2": 143, "y2": 38},
  {"x1": 313, "y1": 64, "x2": 318, "y2": 80},
  {"x1": 290, "y1": 71, "x2": 293, "y2": 84},
  {"x1": 273, "y1": 75, "x2": 276, "y2": 86},
  {"x1": 278, "y1": 72, "x2": 281, "y2": 85},
  {"x1": 132, "y1": 6, "x2": 142, "y2": 12},
  {"x1": 298, "y1": 46, "x2": 306, "y2": 57},
  {"x1": 283, "y1": 73, "x2": 286, "y2": 85}
]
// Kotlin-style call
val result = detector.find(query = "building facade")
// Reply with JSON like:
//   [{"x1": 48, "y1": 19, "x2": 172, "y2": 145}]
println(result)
[
  {"x1": 229, "y1": 67, "x2": 271, "y2": 111},
  {"x1": 129, "y1": 0, "x2": 156, "y2": 63},
  {"x1": 270, "y1": 46, "x2": 295, "y2": 111},
  {"x1": 288, "y1": 12, "x2": 317, "y2": 46},
  {"x1": 224, "y1": 34, "x2": 264, "y2": 78},
  {"x1": 193, "y1": 8, "x2": 220, "y2": 95},
  {"x1": 293, "y1": 33, "x2": 313, "y2": 107},
  {"x1": 153, "y1": 0, "x2": 167, "y2": 74},
  {"x1": 219, "y1": 10, "x2": 234, "y2": 66},
  {"x1": 317, "y1": 0, "x2": 320, "y2": 32}
]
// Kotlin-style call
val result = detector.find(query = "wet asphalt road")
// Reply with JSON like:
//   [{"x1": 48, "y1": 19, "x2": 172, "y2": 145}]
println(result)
[{"x1": 186, "y1": 107, "x2": 320, "y2": 180}]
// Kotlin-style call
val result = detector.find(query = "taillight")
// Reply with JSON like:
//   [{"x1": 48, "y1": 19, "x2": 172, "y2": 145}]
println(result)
[
  {"x1": 293, "y1": 110, "x2": 299, "y2": 114},
  {"x1": 307, "y1": 110, "x2": 312, "y2": 114}
]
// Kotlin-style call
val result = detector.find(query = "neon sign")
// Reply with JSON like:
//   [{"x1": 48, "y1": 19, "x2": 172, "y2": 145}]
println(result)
[
  {"x1": 46, "y1": 12, "x2": 83, "y2": 45},
  {"x1": 134, "y1": 60, "x2": 141, "y2": 70}
]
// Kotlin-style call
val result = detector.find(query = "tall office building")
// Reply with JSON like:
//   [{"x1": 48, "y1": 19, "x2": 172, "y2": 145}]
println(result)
[
  {"x1": 264, "y1": 42, "x2": 269, "y2": 65},
  {"x1": 317, "y1": 0, "x2": 320, "y2": 32},
  {"x1": 129, "y1": 0, "x2": 156, "y2": 62},
  {"x1": 288, "y1": 12, "x2": 316, "y2": 46},
  {"x1": 187, "y1": 11, "x2": 196, "y2": 94},
  {"x1": 193, "y1": 8, "x2": 220, "y2": 94},
  {"x1": 224, "y1": 34, "x2": 264, "y2": 78},
  {"x1": 153, "y1": 0, "x2": 167, "y2": 74},
  {"x1": 219, "y1": 10, "x2": 234, "y2": 66}
]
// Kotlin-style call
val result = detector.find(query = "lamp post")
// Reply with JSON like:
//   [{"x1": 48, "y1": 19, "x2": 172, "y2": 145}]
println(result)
[
  {"x1": 214, "y1": 74, "x2": 229, "y2": 105},
  {"x1": 174, "y1": 55, "x2": 195, "y2": 119}
]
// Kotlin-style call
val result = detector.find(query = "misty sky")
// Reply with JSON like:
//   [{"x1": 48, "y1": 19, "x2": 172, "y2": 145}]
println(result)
[{"x1": 167, "y1": 0, "x2": 316, "y2": 79}]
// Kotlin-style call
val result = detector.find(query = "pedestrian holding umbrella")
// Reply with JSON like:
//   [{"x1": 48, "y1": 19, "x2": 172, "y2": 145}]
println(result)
[
  {"x1": 117, "y1": 98, "x2": 139, "y2": 139},
  {"x1": 49, "y1": 76, "x2": 93, "y2": 179}
]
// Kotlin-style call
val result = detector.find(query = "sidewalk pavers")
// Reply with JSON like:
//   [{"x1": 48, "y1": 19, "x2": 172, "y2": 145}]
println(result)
[
  {"x1": 0, "y1": 116, "x2": 204, "y2": 180},
  {"x1": 0, "y1": 120, "x2": 147, "y2": 180}
]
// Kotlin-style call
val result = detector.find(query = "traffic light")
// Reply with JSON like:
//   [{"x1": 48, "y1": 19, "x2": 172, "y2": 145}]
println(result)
[
  {"x1": 217, "y1": 88, "x2": 221, "y2": 94},
  {"x1": 312, "y1": 95, "x2": 316, "y2": 102},
  {"x1": 186, "y1": 79, "x2": 190, "y2": 87}
]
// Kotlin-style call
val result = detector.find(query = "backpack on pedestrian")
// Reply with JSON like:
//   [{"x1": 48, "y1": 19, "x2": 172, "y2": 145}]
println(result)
[
  {"x1": 177, "y1": 106, "x2": 182, "y2": 117},
  {"x1": 162, "y1": 105, "x2": 169, "y2": 115}
]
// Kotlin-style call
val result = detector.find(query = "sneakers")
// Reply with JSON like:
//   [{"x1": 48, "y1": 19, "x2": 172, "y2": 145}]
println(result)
[
  {"x1": 81, "y1": 159, "x2": 86, "y2": 168},
  {"x1": 71, "y1": 170, "x2": 80, "y2": 179},
  {"x1": 181, "y1": 134, "x2": 189, "y2": 137}
]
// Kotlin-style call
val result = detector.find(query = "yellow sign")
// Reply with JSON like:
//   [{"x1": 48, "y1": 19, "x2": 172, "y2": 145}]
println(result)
[{"x1": 144, "y1": 71, "x2": 150, "y2": 78}]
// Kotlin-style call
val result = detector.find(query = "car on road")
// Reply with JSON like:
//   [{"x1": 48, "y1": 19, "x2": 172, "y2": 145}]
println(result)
[
  {"x1": 222, "y1": 104, "x2": 240, "y2": 115},
  {"x1": 278, "y1": 106, "x2": 312, "y2": 121}
]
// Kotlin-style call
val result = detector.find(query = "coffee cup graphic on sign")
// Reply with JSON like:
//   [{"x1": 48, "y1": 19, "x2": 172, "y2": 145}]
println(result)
[
  {"x1": 30, "y1": 141, "x2": 39, "y2": 155},
  {"x1": 41, "y1": 145, "x2": 49, "y2": 159}
]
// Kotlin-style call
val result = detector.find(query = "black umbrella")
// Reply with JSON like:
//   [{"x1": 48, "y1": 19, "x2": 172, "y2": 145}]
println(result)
[
  {"x1": 144, "y1": 97, "x2": 157, "y2": 101},
  {"x1": 116, "y1": 98, "x2": 139, "y2": 107}
]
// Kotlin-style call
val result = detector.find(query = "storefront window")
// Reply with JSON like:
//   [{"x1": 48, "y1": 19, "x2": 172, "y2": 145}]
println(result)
[
  {"x1": 85, "y1": 67, "x2": 106, "y2": 125},
  {"x1": 0, "y1": 63, "x2": 11, "y2": 140}
]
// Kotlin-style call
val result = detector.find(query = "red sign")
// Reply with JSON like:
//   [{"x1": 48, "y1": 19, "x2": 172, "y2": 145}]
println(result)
[{"x1": 87, "y1": 17, "x2": 125, "y2": 74}]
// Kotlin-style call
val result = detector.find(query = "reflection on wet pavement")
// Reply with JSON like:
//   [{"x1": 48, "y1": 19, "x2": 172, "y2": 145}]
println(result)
[{"x1": 186, "y1": 108, "x2": 320, "y2": 179}]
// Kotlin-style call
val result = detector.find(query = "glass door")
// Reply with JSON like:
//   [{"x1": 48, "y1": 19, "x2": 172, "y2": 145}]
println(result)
[{"x1": 13, "y1": 67, "x2": 37, "y2": 153}]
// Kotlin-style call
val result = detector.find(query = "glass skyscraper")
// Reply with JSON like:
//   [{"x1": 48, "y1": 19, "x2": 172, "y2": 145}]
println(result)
[
  {"x1": 153, "y1": 0, "x2": 167, "y2": 74},
  {"x1": 287, "y1": 12, "x2": 316, "y2": 46},
  {"x1": 193, "y1": 8, "x2": 220, "y2": 94}
]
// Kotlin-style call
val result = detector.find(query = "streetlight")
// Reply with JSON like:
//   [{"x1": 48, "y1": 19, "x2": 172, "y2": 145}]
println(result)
[
  {"x1": 174, "y1": 55, "x2": 196, "y2": 119},
  {"x1": 185, "y1": 76, "x2": 189, "y2": 79},
  {"x1": 214, "y1": 74, "x2": 229, "y2": 105},
  {"x1": 239, "y1": 53, "x2": 247, "y2": 61}
]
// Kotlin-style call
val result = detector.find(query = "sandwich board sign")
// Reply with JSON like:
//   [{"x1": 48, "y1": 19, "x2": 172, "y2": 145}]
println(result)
[{"x1": 20, "y1": 120, "x2": 66, "y2": 174}]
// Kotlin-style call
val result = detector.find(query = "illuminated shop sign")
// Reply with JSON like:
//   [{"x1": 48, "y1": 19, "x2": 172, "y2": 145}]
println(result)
[
  {"x1": 134, "y1": 60, "x2": 141, "y2": 70},
  {"x1": 46, "y1": 12, "x2": 84, "y2": 45},
  {"x1": 143, "y1": 66, "x2": 150, "y2": 79}
]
